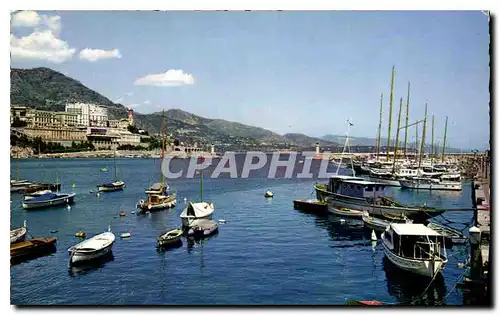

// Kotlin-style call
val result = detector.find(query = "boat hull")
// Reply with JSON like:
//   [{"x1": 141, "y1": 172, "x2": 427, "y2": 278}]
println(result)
[
  {"x1": 362, "y1": 215, "x2": 391, "y2": 232},
  {"x1": 97, "y1": 183, "x2": 125, "y2": 192},
  {"x1": 368, "y1": 175, "x2": 401, "y2": 187},
  {"x1": 328, "y1": 204, "x2": 363, "y2": 218},
  {"x1": 315, "y1": 186, "x2": 445, "y2": 219},
  {"x1": 138, "y1": 195, "x2": 177, "y2": 212},
  {"x1": 293, "y1": 199, "x2": 328, "y2": 213},
  {"x1": 22, "y1": 194, "x2": 75, "y2": 209},
  {"x1": 382, "y1": 236, "x2": 446, "y2": 277},
  {"x1": 157, "y1": 229, "x2": 183, "y2": 247},
  {"x1": 181, "y1": 214, "x2": 213, "y2": 228},
  {"x1": 10, "y1": 237, "x2": 57, "y2": 263},
  {"x1": 10, "y1": 227, "x2": 27, "y2": 244},
  {"x1": 69, "y1": 243, "x2": 114, "y2": 265},
  {"x1": 399, "y1": 180, "x2": 462, "y2": 191}
]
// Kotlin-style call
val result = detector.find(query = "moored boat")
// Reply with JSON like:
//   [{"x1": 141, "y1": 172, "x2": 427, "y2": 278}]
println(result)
[
  {"x1": 10, "y1": 220, "x2": 27, "y2": 244},
  {"x1": 426, "y1": 222, "x2": 467, "y2": 246},
  {"x1": 137, "y1": 183, "x2": 176, "y2": 212},
  {"x1": 315, "y1": 176, "x2": 446, "y2": 220},
  {"x1": 20, "y1": 182, "x2": 61, "y2": 194},
  {"x1": 381, "y1": 223, "x2": 448, "y2": 277},
  {"x1": 362, "y1": 211, "x2": 412, "y2": 232},
  {"x1": 293, "y1": 199, "x2": 328, "y2": 213},
  {"x1": 399, "y1": 177, "x2": 462, "y2": 191},
  {"x1": 180, "y1": 202, "x2": 215, "y2": 227},
  {"x1": 187, "y1": 219, "x2": 218, "y2": 237},
  {"x1": 11, "y1": 237, "x2": 57, "y2": 263},
  {"x1": 157, "y1": 228, "x2": 183, "y2": 247},
  {"x1": 68, "y1": 226, "x2": 115, "y2": 266},
  {"x1": 10, "y1": 179, "x2": 33, "y2": 192},
  {"x1": 23, "y1": 189, "x2": 53, "y2": 201},
  {"x1": 97, "y1": 180, "x2": 125, "y2": 192},
  {"x1": 329, "y1": 205, "x2": 363, "y2": 218},
  {"x1": 22, "y1": 192, "x2": 76, "y2": 209}
]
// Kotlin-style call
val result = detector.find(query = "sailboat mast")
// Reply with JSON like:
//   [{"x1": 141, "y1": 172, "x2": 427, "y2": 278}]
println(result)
[
  {"x1": 404, "y1": 82, "x2": 410, "y2": 158},
  {"x1": 415, "y1": 123, "x2": 419, "y2": 161},
  {"x1": 392, "y1": 97, "x2": 403, "y2": 172},
  {"x1": 200, "y1": 168, "x2": 203, "y2": 202},
  {"x1": 161, "y1": 110, "x2": 166, "y2": 186},
  {"x1": 431, "y1": 115, "x2": 435, "y2": 159},
  {"x1": 376, "y1": 93, "x2": 383, "y2": 160},
  {"x1": 441, "y1": 116, "x2": 448, "y2": 163},
  {"x1": 114, "y1": 149, "x2": 117, "y2": 180},
  {"x1": 386, "y1": 66, "x2": 395, "y2": 160},
  {"x1": 418, "y1": 103, "x2": 428, "y2": 169}
]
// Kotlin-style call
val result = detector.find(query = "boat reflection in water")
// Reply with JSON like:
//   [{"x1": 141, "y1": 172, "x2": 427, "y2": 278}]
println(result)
[
  {"x1": 68, "y1": 252, "x2": 114, "y2": 277},
  {"x1": 383, "y1": 256, "x2": 446, "y2": 305}
]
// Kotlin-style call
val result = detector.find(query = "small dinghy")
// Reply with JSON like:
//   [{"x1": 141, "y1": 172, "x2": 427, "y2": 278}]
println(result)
[
  {"x1": 329, "y1": 205, "x2": 363, "y2": 218},
  {"x1": 22, "y1": 192, "x2": 76, "y2": 209},
  {"x1": 427, "y1": 222, "x2": 467, "y2": 247},
  {"x1": 68, "y1": 226, "x2": 115, "y2": 266},
  {"x1": 120, "y1": 232, "x2": 131, "y2": 238},
  {"x1": 157, "y1": 228, "x2": 183, "y2": 247},
  {"x1": 10, "y1": 220, "x2": 27, "y2": 244},
  {"x1": 362, "y1": 211, "x2": 412, "y2": 232},
  {"x1": 264, "y1": 191, "x2": 274, "y2": 198},
  {"x1": 187, "y1": 219, "x2": 218, "y2": 238}
]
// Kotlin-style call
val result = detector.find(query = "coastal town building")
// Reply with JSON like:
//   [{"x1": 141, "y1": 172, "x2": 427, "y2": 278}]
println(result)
[
  {"x1": 65, "y1": 103, "x2": 108, "y2": 127},
  {"x1": 10, "y1": 106, "x2": 28, "y2": 125}
]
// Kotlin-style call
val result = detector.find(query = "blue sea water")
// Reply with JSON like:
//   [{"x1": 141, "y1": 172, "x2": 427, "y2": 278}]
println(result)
[{"x1": 10, "y1": 158, "x2": 473, "y2": 305}]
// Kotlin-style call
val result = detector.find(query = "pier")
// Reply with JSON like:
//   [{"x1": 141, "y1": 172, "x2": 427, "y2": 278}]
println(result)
[{"x1": 461, "y1": 150, "x2": 491, "y2": 305}]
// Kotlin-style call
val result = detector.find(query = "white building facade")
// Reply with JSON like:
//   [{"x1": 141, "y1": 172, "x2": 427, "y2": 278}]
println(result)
[{"x1": 66, "y1": 103, "x2": 108, "y2": 127}]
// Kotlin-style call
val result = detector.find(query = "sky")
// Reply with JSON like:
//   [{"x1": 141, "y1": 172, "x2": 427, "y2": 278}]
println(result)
[{"x1": 10, "y1": 10, "x2": 490, "y2": 150}]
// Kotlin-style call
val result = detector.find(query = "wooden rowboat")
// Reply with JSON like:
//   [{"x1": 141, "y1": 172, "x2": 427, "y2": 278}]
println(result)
[
  {"x1": 11, "y1": 237, "x2": 57, "y2": 263},
  {"x1": 157, "y1": 228, "x2": 183, "y2": 247}
]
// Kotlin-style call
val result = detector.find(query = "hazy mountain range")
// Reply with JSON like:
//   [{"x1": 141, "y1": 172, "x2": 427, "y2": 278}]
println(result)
[{"x1": 11, "y1": 67, "x2": 466, "y2": 152}]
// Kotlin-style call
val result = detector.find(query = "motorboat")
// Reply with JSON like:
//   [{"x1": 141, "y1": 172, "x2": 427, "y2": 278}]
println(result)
[
  {"x1": 23, "y1": 190, "x2": 53, "y2": 201},
  {"x1": 399, "y1": 177, "x2": 462, "y2": 191},
  {"x1": 180, "y1": 202, "x2": 215, "y2": 228},
  {"x1": 329, "y1": 205, "x2": 363, "y2": 218},
  {"x1": 97, "y1": 180, "x2": 125, "y2": 192},
  {"x1": 10, "y1": 220, "x2": 27, "y2": 244},
  {"x1": 68, "y1": 226, "x2": 115, "y2": 266},
  {"x1": 137, "y1": 183, "x2": 176, "y2": 212},
  {"x1": 381, "y1": 223, "x2": 448, "y2": 277},
  {"x1": 22, "y1": 192, "x2": 76, "y2": 209},
  {"x1": 315, "y1": 176, "x2": 446, "y2": 220}
]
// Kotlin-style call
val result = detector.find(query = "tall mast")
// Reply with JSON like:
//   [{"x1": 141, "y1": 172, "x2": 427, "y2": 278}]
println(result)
[
  {"x1": 403, "y1": 82, "x2": 410, "y2": 158},
  {"x1": 431, "y1": 115, "x2": 435, "y2": 159},
  {"x1": 415, "y1": 123, "x2": 419, "y2": 160},
  {"x1": 376, "y1": 93, "x2": 383, "y2": 160},
  {"x1": 386, "y1": 66, "x2": 395, "y2": 160},
  {"x1": 114, "y1": 148, "x2": 117, "y2": 181},
  {"x1": 441, "y1": 116, "x2": 448, "y2": 163},
  {"x1": 418, "y1": 103, "x2": 428, "y2": 169},
  {"x1": 200, "y1": 168, "x2": 203, "y2": 202},
  {"x1": 161, "y1": 110, "x2": 166, "y2": 186},
  {"x1": 392, "y1": 97, "x2": 403, "y2": 172}
]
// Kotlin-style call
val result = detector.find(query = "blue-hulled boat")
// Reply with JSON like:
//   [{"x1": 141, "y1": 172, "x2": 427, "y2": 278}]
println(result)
[{"x1": 22, "y1": 192, "x2": 76, "y2": 209}]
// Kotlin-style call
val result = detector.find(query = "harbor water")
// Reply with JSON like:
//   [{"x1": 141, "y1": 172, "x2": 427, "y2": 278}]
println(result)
[{"x1": 10, "y1": 158, "x2": 473, "y2": 305}]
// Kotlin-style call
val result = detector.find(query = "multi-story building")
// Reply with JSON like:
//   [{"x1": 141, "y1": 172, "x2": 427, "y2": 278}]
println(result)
[
  {"x1": 10, "y1": 106, "x2": 29, "y2": 125},
  {"x1": 54, "y1": 112, "x2": 79, "y2": 126},
  {"x1": 108, "y1": 118, "x2": 130, "y2": 129},
  {"x1": 65, "y1": 103, "x2": 108, "y2": 127},
  {"x1": 26, "y1": 109, "x2": 58, "y2": 127}
]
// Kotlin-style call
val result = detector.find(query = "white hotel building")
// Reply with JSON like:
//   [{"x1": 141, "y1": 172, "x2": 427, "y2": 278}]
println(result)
[{"x1": 65, "y1": 103, "x2": 108, "y2": 127}]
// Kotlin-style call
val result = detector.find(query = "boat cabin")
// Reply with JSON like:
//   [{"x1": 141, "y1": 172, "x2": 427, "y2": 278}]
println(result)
[
  {"x1": 328, "y1": 177, "x2": 387, "y2": 198},
  {"x1": 383, "y1": 223, "x2": 446, "y2": 260}
]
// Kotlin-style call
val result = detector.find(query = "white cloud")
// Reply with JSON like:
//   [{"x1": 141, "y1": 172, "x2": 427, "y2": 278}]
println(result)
[
  {"x1": 143, "y1": 100, "x2": 150, "y2": 104},
  {"x1": 10, "y1": 30, "x2": 76, "y2": 63},
  {"x1": 79, "y1": 48, "x2": 122, "y2": 62},
  {"x1": 134, "y1": 69, "x2": 195, "y2": 87},
  {"x1": 11, "y1": 11, "x2": 61, "y2": 33}
]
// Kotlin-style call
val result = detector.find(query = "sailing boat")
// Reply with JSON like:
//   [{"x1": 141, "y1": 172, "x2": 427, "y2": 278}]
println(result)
[
  {"x1": 137, "y1": 110, "x2": 176, "y2": 212},
  {"x1": 180, "y1": 167, "x2": 215, "y2": 228},
  {"x1": 97, "y1": 150, "x2": 125, "y2": 192}
]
